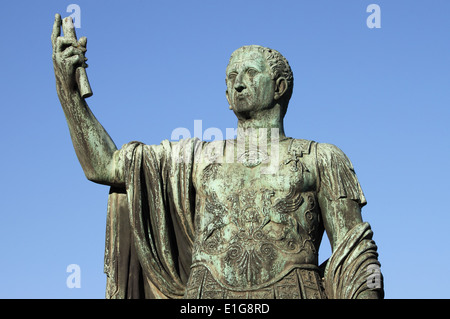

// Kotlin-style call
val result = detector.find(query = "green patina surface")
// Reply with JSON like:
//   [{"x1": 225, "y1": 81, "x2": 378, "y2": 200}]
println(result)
[{"x1": 52, "y1": 14, "x2": 383, "y2": 299}]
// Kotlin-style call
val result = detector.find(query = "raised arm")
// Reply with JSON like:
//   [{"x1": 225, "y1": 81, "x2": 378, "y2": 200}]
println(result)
[{"x1": 52, "y1": 14, "x2": 123, "y2": 187}]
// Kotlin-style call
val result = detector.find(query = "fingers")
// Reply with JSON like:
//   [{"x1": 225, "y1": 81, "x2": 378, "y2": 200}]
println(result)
[
  {"x1": 56, "y1": 37, "x2": 77, "y2": 54},
  {"x1": 78, "y1": 37, "x2": 87, "y2": 49},
  {"x1": 53, "y1": 14, "x2": 88, "y2": 59},
  {"x1": 56, "y1": 44, "x2": 87, "y2": 68},
  {"x1": 62, "y1": 16, "x2": 77, "y2": 40},
  {"x1": 51, "y1": 13, "x2": 62, "y2": 52},
  {"x1": 61, "y1": 46, "x2": 85, "y2": 58},
  {"x1": 66, "y1": 54, "x2": 83, "y2": 66},
  {"x1": 52, "y1": 15, "x2": 88, "y2": 70}
]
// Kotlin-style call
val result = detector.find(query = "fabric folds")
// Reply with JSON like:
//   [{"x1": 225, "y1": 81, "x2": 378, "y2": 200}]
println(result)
[
  {"x1": 323, "y1": 222, "x2": 383, "y2": 299},
  {"x1": 104, "y1": 139, "x2": 200, "y2": 299}
]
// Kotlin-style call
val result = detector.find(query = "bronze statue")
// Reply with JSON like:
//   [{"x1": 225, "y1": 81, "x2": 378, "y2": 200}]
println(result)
[{"x1": 52, "y1": 14, "x2": 383, "y2": 299}]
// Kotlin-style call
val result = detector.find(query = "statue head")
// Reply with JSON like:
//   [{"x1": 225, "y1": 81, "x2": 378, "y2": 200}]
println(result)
[{"x1": 226, "y1": 45, "x2": 294, "y2": 120}]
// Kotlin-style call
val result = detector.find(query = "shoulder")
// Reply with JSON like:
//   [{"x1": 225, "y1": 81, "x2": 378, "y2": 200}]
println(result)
[
  {"x1": 316, "y1": 142, "x2": 347, "y2": 157},
  {"x1": 315, "y1": 142, "x2": 354, "y2": 170},
  {"x1": 315, "y1": 142, "x2": 366, "y2": 205}
]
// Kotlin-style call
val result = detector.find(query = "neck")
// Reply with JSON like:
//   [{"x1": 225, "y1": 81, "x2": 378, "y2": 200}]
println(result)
[{"x1": 235, "y1": 103, "x2": 287, "y2": 143}]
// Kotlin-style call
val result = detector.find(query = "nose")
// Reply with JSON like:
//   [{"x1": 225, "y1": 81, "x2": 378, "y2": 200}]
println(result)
[
  {"x1": 234, "y1": 74, "x2": 246, "y2": 93},
  {"x1": 235, "y1": 83, "x2": 246, "y2": 93}
]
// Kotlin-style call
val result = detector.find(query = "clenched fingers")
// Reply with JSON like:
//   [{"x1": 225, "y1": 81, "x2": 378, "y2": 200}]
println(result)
[
  {"x1": 66, "y1": 54, "x2": 84, "y2": 66},
  {"x1": 78, "y1": 37, "x2": 87, "y2": 49},
  {"x1": 56, "y1": 37, "x2": 77, "y2": 54},
  {"x1": 61, "y1": 46, "x2": 84, "y2": 58}
]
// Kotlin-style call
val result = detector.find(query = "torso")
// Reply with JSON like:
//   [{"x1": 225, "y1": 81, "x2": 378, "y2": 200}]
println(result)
[{"x1": 191, "y1": 138, "x2": 324, "y2": 290}]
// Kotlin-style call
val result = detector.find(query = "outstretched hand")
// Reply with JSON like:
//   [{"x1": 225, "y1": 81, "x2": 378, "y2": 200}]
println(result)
[{"x1": 51, "y1": 14, "x2": 88, "y2": 93}]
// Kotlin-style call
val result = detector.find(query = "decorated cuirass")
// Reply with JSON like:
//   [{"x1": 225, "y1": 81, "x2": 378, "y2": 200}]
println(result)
[{"x1": 191, "y1": 138, "x2": 324, "y2": 290}]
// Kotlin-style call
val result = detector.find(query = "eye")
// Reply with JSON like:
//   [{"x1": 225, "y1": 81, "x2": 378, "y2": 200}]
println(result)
[
  {"x1": 247, "y1": 68, "x2": 258, "y2": 78},
  {"x1": 227, "y1": 72, "x2": 237, "y2": 81}
]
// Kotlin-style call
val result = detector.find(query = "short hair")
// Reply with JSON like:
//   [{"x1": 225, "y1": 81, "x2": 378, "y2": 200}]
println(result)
[{"x1": 227, "y1": 45, "x2": 294, "y2": 116}]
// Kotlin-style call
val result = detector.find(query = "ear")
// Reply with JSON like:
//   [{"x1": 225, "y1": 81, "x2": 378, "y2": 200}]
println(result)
[
  {"x1": 226, "y1": 90, "x2": 232, "y2": 109},
  {"x1": 274, "y1": 77, "x2": 288, "y2": 100}
]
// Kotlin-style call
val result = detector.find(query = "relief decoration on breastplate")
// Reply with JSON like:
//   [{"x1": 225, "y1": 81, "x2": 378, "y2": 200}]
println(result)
[
  {"x1": 193, "y1": 139, "x2": 319, "y2": 287},
  {"x1": 197, "y1": 184, "x2": 318, "y2": 285}
]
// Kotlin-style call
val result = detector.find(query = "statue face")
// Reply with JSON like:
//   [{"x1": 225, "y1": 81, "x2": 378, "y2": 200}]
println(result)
[{"x1": 226, "y1": 50, "x2": 276, "y2": 117}]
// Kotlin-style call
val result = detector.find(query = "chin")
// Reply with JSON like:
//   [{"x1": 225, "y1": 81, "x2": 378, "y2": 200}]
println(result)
[{"x1": 233, "y1": 100, "x2": 256, "y2": 113}]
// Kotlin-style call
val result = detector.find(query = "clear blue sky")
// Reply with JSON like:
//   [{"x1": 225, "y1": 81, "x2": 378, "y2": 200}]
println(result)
[{"x1": 0, "y1": 0, "x2": 449, "y2": 299}]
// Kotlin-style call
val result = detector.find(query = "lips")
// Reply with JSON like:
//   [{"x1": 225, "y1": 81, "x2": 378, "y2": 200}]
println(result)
[{"x1": 235, "y1": 92, "x2": 250, "y2": 101}]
